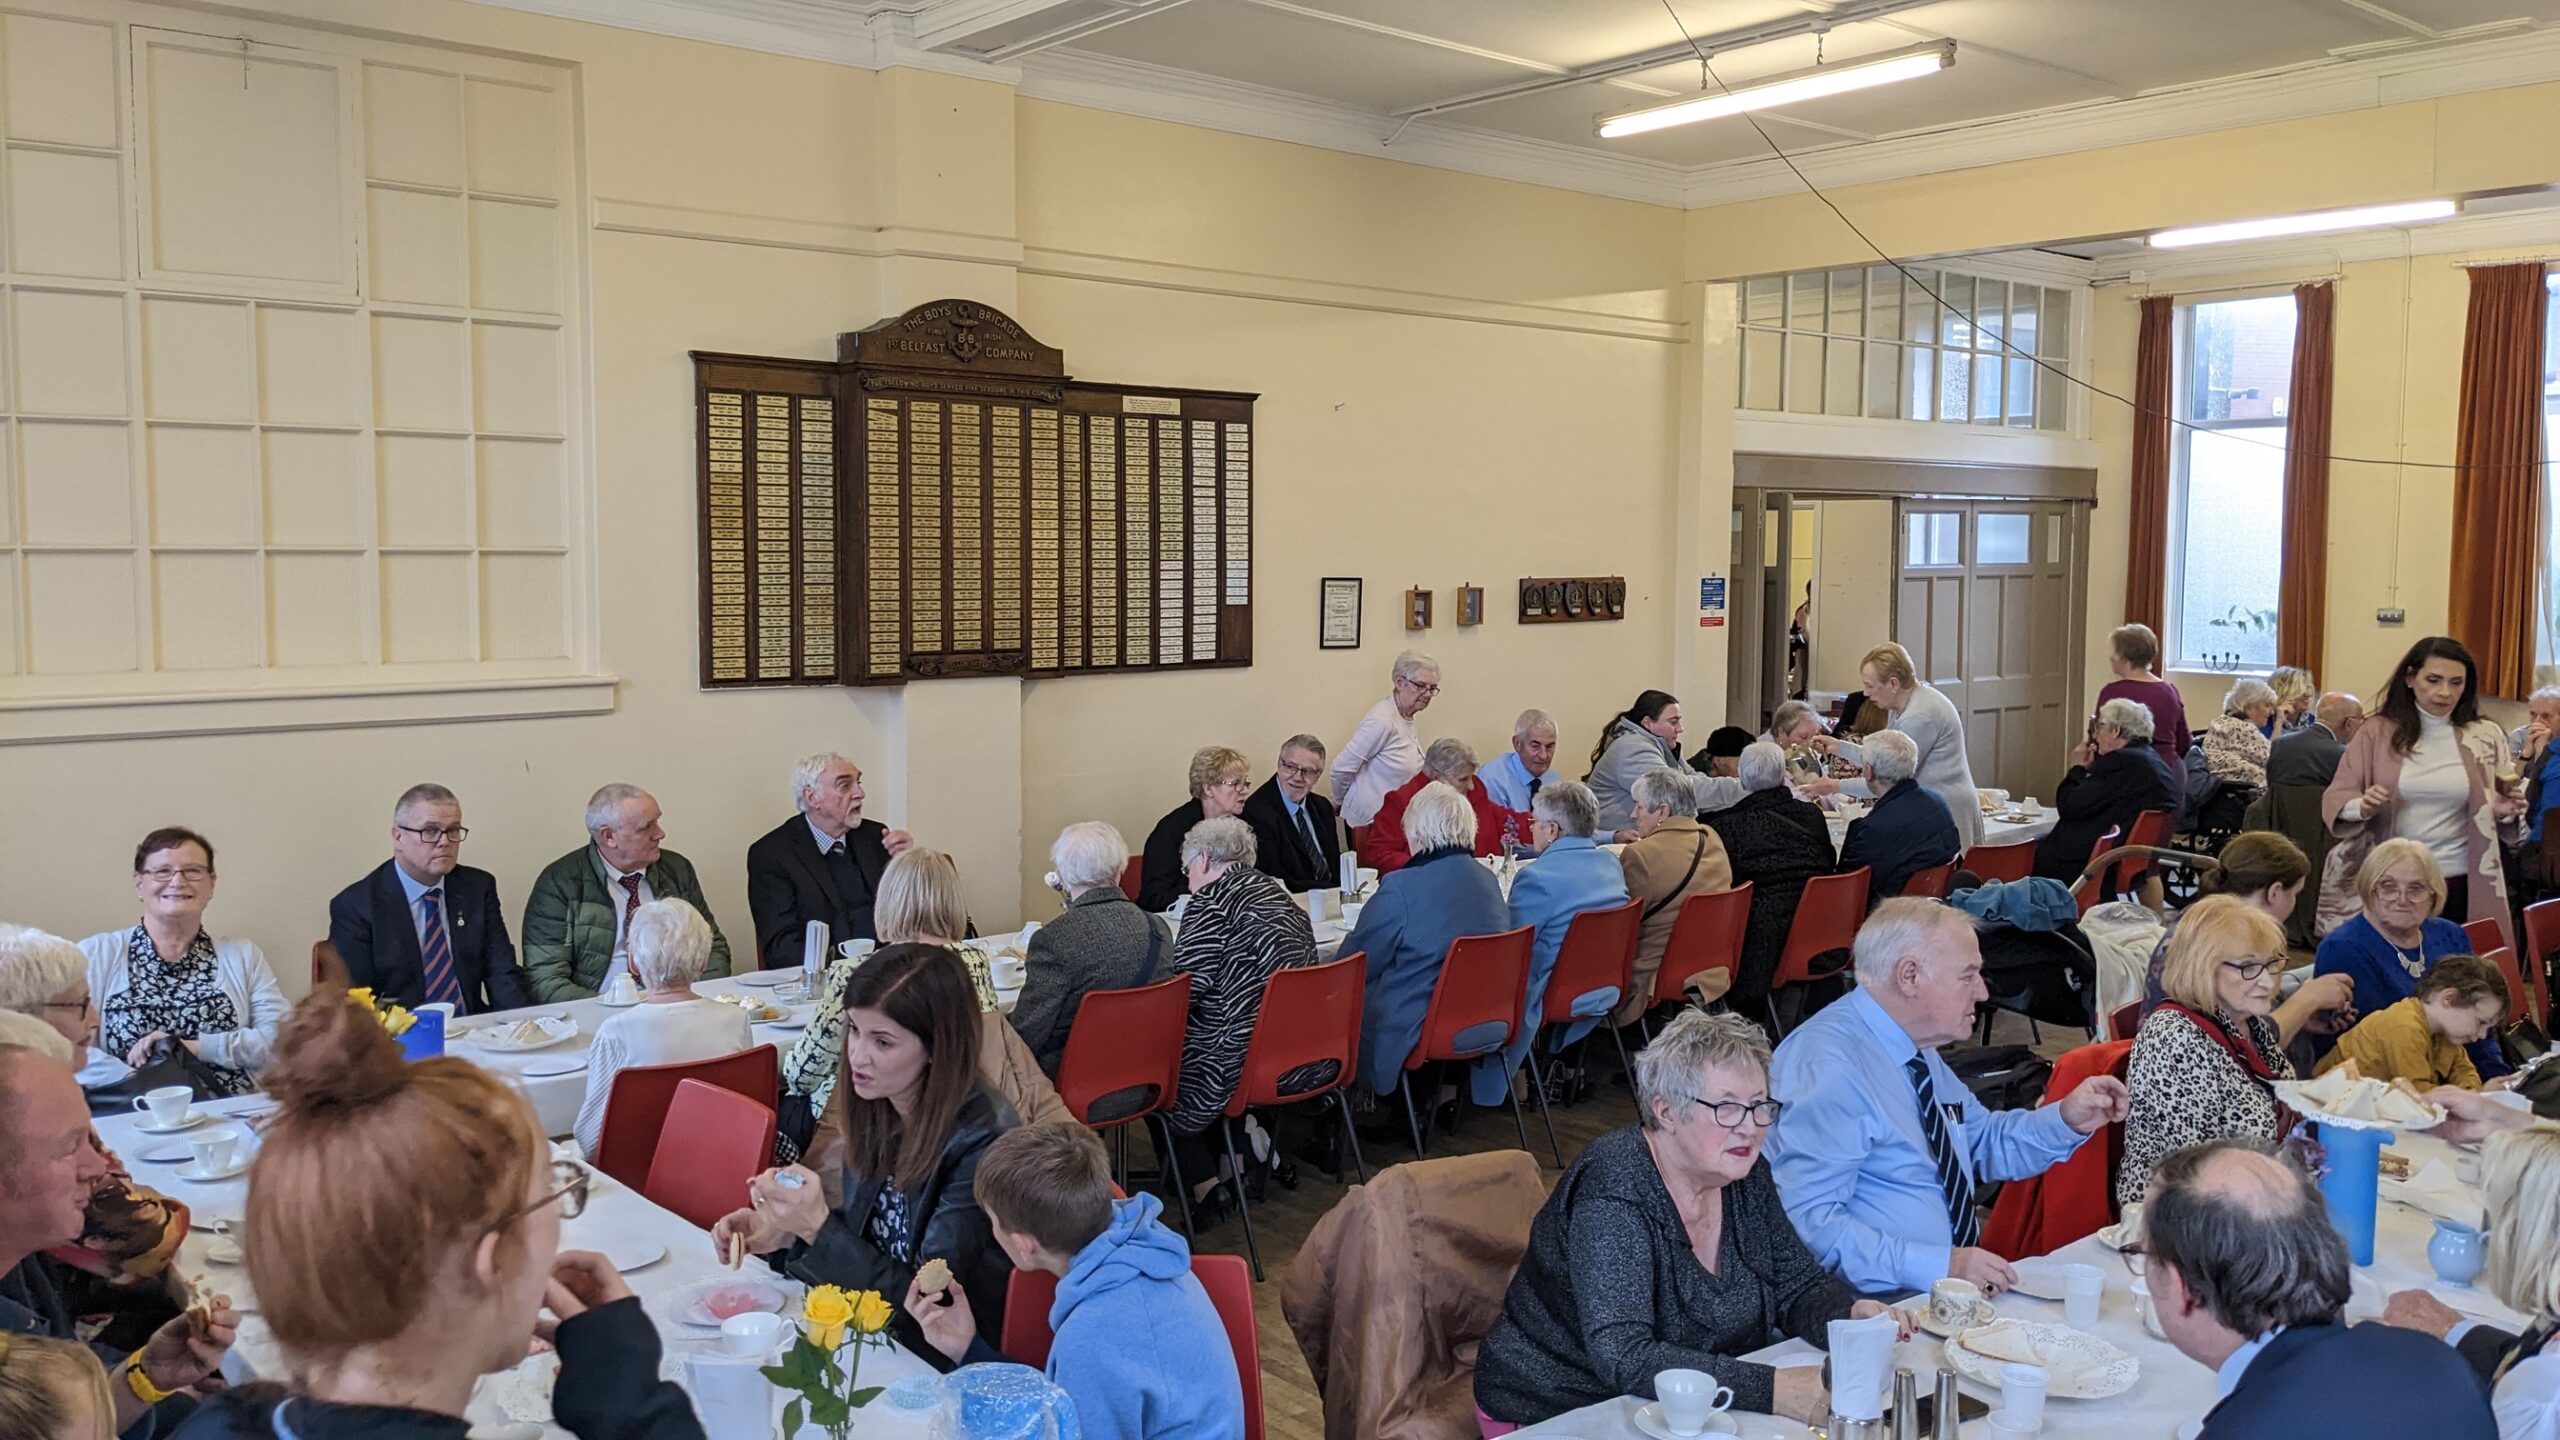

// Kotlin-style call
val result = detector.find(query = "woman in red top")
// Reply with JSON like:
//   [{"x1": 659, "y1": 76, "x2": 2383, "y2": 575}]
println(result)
[{"x1": 2097, "y1": 623, "x2": 2192, "y2": 794}]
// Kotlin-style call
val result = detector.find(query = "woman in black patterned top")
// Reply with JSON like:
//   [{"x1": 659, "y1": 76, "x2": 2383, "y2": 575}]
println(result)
[
  {"x1": 1475, "y1": 1010, "x2": 1902, "y2": 1429},
  {"x1": 2118, "y1": 896, "x2": 2297, "y2": 1209},
  {"x1": 77, "y1": 828, "x2": 288, "y2": 1098},
  {"x1": 1165, "y1": 816, "x2": 1319, "y2": 1215}
]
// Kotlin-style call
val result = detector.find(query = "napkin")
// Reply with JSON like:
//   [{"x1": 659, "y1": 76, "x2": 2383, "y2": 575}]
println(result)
[
  {"x1": 2380, "y1": 1158, "x2": 2485, "y2": 1230},
  {"x1": 683, "y1": 1353, "x2": 776, "y2": 1440},
  {"x1": 2275, "y1": 1071, "x2": 2444, "y2": 1130},
  {"x1": 1827, "y1": 1312, "x2": 1898, "y2": 1421}
]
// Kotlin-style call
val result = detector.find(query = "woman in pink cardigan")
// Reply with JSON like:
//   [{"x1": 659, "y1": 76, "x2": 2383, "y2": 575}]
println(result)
[{"x1": 2319, "y1": 636, "x2": 2527, "y2": 947}]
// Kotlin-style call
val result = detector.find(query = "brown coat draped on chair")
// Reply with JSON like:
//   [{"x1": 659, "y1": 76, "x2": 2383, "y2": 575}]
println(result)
[{"x1": 1280, "y1": 1150, "x2": 1546, "y2": 1440}]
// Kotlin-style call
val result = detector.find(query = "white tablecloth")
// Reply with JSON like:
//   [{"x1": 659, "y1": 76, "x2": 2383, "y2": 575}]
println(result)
[
  {"x1": 1823, "y1": 805, "x2": 2059, "y2": 855},
  {"x1": 101, "y1": 1094, "x2": 954, "y2": 1440},
  {"x1": 1514, "y1": 1129, "x2": 2519, "y2": 1440}
]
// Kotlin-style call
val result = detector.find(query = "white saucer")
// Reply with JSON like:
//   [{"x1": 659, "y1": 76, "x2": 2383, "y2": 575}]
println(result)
[
  {"x1": 1899, "y1": 1298, "x2": 1995, "y2": 1338},
  {"x1": 1631, "y1": 1402, "x2": 1737, "y2": 1439},
  {"x1": 595, "y1": 995, "x2": 641, "y2": 1008},
  {"x1": 734, "y1": 970, "x2": 792, "y2": 987},
  {"x1": 204, "y1": 1238, "x2": 244, "y2": 1265},
  {"x1": 522, "y1": 1057, "x2": 588, "y2": 1078},
  {"x1": 134, "y1": 1112, "x2": 210, "y2": 1135},
  {"x1": 174, "y1": 1154, "x2": 252, "y2": 1183},
  {"x1": 595, "y1": 1238, "x2": 667, "y2": 1274},
  {"x1": 134, "y1": 1142, "x2": 194, "y2": 1164}
]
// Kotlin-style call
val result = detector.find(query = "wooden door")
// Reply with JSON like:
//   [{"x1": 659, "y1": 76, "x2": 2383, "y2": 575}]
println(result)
[{"x1": 1894, "y1": 501, "x2": 2084, "y2": 794}]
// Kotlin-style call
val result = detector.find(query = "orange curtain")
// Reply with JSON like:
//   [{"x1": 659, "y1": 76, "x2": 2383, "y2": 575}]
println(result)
[
  {"x1": 2277, "y1": 282, "x2": 2335, "y2": 675},
  {"x1": 2124, "y1": 295, "x2": 2176, "y2": 639},
  {"x1": 2450, "y1": 262, "x2": 2549, "y2": 700}
]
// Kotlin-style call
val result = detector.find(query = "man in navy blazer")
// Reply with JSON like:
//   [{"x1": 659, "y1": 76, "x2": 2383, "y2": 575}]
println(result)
[
  {"x1": 746, "y1": 752, "x2": 914, "y2": 970},
  {"x1": 1240, "y1": 733, "x2": 1343, "y2": 894},
  {"x1": 2146, "y1": 1140, "x2": 2495, "y2": 1440},
  {"x1": 1835, "y1": 730, "x2": 1959, "y2": 905},
  {"x1": 327, "y1": 783, "x2": 532, "y2": 1014}
]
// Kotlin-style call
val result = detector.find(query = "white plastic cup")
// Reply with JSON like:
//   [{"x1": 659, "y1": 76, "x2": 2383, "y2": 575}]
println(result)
[
  {"x1": 718, "y1": 1311, "x2": 788, "y2": 1357},
  {"x1": 1998, "y1": 1363, "x2": 2048, "y2": 1429},
  {"x1": 1652, "y1": 1368, "x2": 1732, "y2": 1436},
  {"x1": 135, "y1": 1086, "x2": 191, "y2": 1126},
  {"x1": 2063, "y1": 1262, "x2": 2105, "y2": 1328}
]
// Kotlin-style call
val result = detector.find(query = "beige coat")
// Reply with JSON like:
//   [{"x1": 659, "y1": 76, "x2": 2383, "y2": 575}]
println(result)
[{"x1": 1613, "y1": 818, "x2": 1736, "y2": 1027}]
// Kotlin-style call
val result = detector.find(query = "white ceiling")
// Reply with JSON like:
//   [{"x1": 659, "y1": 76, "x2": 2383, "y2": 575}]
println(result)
[{"x1": 482, "y1": 0, "x2": 2560, "y2": 204}]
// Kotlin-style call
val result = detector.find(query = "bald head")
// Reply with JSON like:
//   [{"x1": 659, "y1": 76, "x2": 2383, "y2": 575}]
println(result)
[
  {"x1": 2144, "y1": 1140, "x2": 2347, "y2": 1347},
  {"x1": 2313, "y1": 692, "x2": 2361, "y2": 733}
]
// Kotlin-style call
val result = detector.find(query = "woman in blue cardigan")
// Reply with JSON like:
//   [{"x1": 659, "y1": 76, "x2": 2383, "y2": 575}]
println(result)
[
  {"x1": 1342, "y1": 781, "x2": 1511, "y2": 1109},
  {"x1": 2313, "y1": 837, "x2": 2508, "y2": 1078}
]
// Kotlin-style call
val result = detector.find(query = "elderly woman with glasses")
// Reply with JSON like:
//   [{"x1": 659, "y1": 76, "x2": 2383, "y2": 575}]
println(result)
[
  {"x1": 572, "y1": 899, "x2": 753, "y2": 1158},
  {"x1": 76, "y1": 827, "x2": 288, "y2": 1098},
  {"x1": 1331, "y1": 649, "x2": 1442, "y2": 834},
  {"x1": 1138, "y1": 746, "x2": 1254, "y2": 912},
  {"x1": 2119, "y1": 896, "x2": 2299, "y2": 1208},
  {"x1": 1473, "y1": 1010, "x2": 1902, "y2": 1432},
  {"x1": 1360, "y1": 736, "x2": 1530, "y2": 872},
  {"x1": 2313, "y1": 837, "x2": 2509, "y2": 1079},
  {"x1": 183, "y1": 991, "x2": 692, "y2": 1440}
]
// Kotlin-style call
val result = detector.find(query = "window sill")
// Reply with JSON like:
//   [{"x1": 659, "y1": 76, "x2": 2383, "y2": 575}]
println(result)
[
  {"x1": 0, "y1": 673, "x2": 620, "y2": 745},
  {"x1": 2167, "y1": 666, "x2": 2275, "y2": 681}
]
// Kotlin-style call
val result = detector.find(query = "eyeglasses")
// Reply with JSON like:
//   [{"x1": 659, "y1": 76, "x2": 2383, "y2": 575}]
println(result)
[
  {"x1": 43, "y1": 997, "x2": 96, "y2": 1015},
  {"x1": 139, "y1": 866, "x2": 212, "y2": 883},
  {"x1": 1396, "y1": 678, "x2": 1441, "y2": 697},
  {"x1": 1209, "y1": 777, "x2": 1252, "y2": 794},
  {"x1": 2220, "y1": 957, "x2": 2283, "y2": 982},
  {"x1": 397, "y1": 824, "x2": 471, "y2": 845},
  {"x1": 494, "y1": 1160, "x2": 590, "y2": 1232},
  {"x1": 1690, "y1": 1096, "x2": 1784, "y2": 1128},
  {"x1": 2373, "y1": 880, "x2": 2433, "y2": 900},
  {"x1": 1277, "y1": 761, "x2": 1324, "y2": 782}
]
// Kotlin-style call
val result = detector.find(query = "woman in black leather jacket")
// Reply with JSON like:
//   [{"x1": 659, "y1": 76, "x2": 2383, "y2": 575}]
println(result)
[{"x1": 715, "y1": 944, "x2": 1019, "y2": 1369}]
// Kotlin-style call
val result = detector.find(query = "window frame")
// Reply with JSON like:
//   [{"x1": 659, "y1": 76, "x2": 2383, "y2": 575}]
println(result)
[{"x1": 2164, "y1": 292, "x2": 2296, "y2": 675}]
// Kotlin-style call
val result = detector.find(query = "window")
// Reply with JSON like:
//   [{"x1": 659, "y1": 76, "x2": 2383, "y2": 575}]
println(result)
[
  {"x1": 2539, "y1": 270, "x2": 2560, "y2": 678},
  {"x1": 2168, "y1": 295, "x2": 2296, "y2": 671},
  {"x1": 0, "y1": 8, "x2": 599, "y2": 740},
  {"x1": 1738, "y1": 264, "x2": 2078, "y2": 432}
]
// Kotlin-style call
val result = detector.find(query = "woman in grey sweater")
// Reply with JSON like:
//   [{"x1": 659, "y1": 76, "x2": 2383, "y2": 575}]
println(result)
[
  {"x1": 1586, "y1": 690, "x2": 1685, "y2": 837},
  {"x1": 1474, "y1": 1010, "x2": 1901, "y2": 1429},
  {"x1": 1811, "y1": 642, "x2": 1983, "y2": 848},
  {"x1": 1009, "y1": 822, "x2": 1172, "y2": 1076}
]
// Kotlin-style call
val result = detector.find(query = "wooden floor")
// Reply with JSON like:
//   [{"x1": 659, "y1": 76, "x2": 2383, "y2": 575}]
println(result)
[{"x1": 1161, "y1": 1011, "x2": 2080, "y2": 1440}]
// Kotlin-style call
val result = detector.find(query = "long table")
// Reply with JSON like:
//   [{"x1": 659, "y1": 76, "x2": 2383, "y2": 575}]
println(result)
[{"x1": 1513, "y1": 1129, "x2": 2518, "y2": 1438}]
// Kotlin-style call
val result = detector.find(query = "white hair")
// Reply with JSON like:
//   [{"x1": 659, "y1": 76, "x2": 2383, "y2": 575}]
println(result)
[
  {"x1": 1851, "y1": 897, "x2": 1973, "y2": 987},
  {"x1": 2223, "y1": 678, "x2": 2277, "y2": 716},
  {"x1": 1401, "y1": 780, "x2": 1478, "y2": 854},
  {"x1": 2532, "y1": 687, "x2": 2560, "y2": 709},
  {"x1": 1050, "y1": 822, "x2": 1130, "y2": 895},
  {"x1": 0, "y1": 1009, "x2": 73, "y2": 1065},
  {"x1": 1512, "y1": 709, "x2": 1557, "y2": 741},
  {"x1": 1180, "y1": 816, "x2": 1258, "y2": 870},
  {"x1": 1392, "y1": 649, "x2": 1441, "y2": 685},
  {"x1": 1532, "y1": 779, "x2": 1600, "y2": 838},
  {"x1": 625, "y1": 898, "x2": 712, "y2": 989},
  {"x1": 2098, "y1": 697, "x2": 2156, "y2": 741},
  {"x1": 1736, "y1": 741, "x2": 1789, "y2": 793},
  {"x1": 1632, "y1": 766, "x2": 1698, "y2": 818},
  {"x1": 1864, "y1": 728, "x2": 1921, "y2": 786},
  {"x1": 585, "y1": 782, "x2": 650, "y2": 835},
  {"x1": 791, "y1": 752, "x2": 848, "y2": 814},
  {"x1": 1770, "y1": 700, "x2": 1818, "y2": 739},
  {"x1": 0, "y1": 924, "x2": 86, "y2": 1017},
  {"x1": 1423, "y1": 737, "x2": 1478, "y2": 781}
]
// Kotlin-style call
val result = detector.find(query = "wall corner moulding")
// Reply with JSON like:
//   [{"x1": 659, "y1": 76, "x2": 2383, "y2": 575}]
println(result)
[{"x1": 0, "y1": 676, "x2": 623, "y2": 747}]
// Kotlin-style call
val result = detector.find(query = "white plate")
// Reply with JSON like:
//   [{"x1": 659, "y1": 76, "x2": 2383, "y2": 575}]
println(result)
[
  {"x1": 174, "y1": 1154, "x2": 253, "y2": 1183},
  {"x1": 1944, "y1": 1320, "x2": 2139, "y2": 1399},
  {"x1": 521, "y1": 1057, "x2": 588, "y2": 1078},
  {"x1": 469, "y1": 1016, "x2": 579, "y2": 1053},
  {"x1": 734, "y1": 969, "x2": 793, "y2": 987},
  {"x1": 671, "y1": 1276, "x2": 786, "y2": 1328},
  {"x1": 592, "y1": 1237, "x2": 667, "y2": 1274},
  {"x1": 2010, "y1": 1262, "x2": 2070, "y2": 1302},
  {"x1": 134, "y1": 1142, "x2": 193, "y2": 1164},
  {"x1": 133, "y1": 1112, "x2": 210, "y2": 1135},
  {"x1": 1631, "y1": 1402, "x2": 1737, "y2": 1439}
]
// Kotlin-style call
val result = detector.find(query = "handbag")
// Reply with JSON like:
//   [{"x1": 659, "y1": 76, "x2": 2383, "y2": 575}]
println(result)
[{"x1": 82, "y1": 1036, "x2": 232, "y2": 1117}]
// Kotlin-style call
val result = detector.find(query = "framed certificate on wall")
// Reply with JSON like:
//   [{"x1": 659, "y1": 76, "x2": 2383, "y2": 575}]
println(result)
[{"x1": 1320, "y1": 577, "x2": 1362, "y2": 649}]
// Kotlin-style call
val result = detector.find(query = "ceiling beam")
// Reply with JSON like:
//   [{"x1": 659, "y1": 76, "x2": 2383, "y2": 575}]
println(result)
[
  {"x1": 2325, "y1": 0, "x2": 2441, "y2": 38},
  {"x1": 922, "y1": 0, "x2": 1196, "y2": 60}
]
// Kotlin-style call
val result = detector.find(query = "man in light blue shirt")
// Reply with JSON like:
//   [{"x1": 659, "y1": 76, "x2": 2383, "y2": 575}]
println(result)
[
  {"x1": 1477, "y1": 709, "x2": 1558, "y2": 816},
  {"x1": 1767, "y1": 898, "x2": 2126, "y2": 1297}
]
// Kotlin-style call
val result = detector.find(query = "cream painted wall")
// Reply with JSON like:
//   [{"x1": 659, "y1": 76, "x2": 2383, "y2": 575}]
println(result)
[{"x1": 1808, "y1": 497, "x2": 1895, "y2": 697}]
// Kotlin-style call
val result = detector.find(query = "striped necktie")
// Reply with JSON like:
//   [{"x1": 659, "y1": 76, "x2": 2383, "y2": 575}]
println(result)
[
  {"x1": 418, "y1": 888, "x2": 463, "y2": 1009},
  {"x1": 1906, "y1": 1054, "x2": 1979, "y2": 1247}
]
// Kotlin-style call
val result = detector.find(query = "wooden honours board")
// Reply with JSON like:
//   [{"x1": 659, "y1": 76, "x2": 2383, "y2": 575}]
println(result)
[{"x1": 692, "y1": 301, "x2": 1256, "y2": 688}]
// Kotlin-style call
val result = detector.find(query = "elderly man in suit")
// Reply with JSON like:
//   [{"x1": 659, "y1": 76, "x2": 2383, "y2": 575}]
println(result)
[
  {"x1": 2144, "y1": 1140, "x2": 2492, "y2": 1440},
  {"x1": 327, "y1": 783, "x2": 531, "y2": 1014},
  {"x1": 746, "y1": 752, "x2": 915, "y2": 970},
  {"x1": 1242, "y1": 733, "x2": 1343, "y2": 893},
  {"x1": 2266, "y1": 692, "x2": 2362, "y2": 788}
]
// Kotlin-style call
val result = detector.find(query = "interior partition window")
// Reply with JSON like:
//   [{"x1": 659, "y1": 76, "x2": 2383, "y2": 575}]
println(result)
[{"x1": 2168, "y1": 295, "x2": 2298, "y2": 672}]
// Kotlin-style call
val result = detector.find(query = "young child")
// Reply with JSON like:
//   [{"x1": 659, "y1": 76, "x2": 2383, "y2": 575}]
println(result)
[
  {"x1": 0, "y1": 1334, "x2": 118, "y2": 1440},
  {"x1": 902, "y1": 1122, "x2": 1245, "y2": 1440},
  {"x1": 2315, "y1": 954, "x2": 2509, "y2": 1089}
]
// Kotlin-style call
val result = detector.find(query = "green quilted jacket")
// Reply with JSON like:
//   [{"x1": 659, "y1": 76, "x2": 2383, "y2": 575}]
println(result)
[{"x1": 521, "y1": 843, "x2": 733, "y2": 1003}]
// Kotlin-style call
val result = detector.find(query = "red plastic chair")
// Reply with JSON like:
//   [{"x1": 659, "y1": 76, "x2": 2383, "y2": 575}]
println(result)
[
  {"x1": 1219, "y1": 953, "x2": 1368, "y2": 1279},
  {"x1": 1644, "y1": 885, "x2": 1753, "y2": 1025},
  {"x1": 593, "y1": 1044, "x2": 779, "y2": 1190},
  {"x1": 2521, "y1": 898, "x2": 2560, "y2": 1027},
  {"x1": 1765, "y1": 868, "x2": 1870, "y2": 1037},
  {"x1": 1903, "y1": 861, "x2": 1959, "y2": 900},
  {"x1": 2107, "y1": 1000, "x2": 2145, "y2": 1041},
  {"x1": 1002, "y1": 1254, "x2": 1264, "y2": 1440},
  {"x1": 1520, "y1": 899, "x2": 1644, "y2": 1135},
  {"x1": 2466, "y1": 916, "x2": 2506, "y2": 957},
  {"x1": 2484, "y1": 947, "x2": 2529, "y2": 1030},
  {"x1": 1119, "y1": 855, "x2": 1145, "y2": 903},
  {"x1": 1398, "y1": 926, "x2": 1535, "y2": 1160},
  {"x1": 1965, "y1": 839, "x2": 2038, "y2": 884},
  {"x1": 642, "y1": 1079, "x2": 779, "y2": 1229},
  {"x1": 1056, "y1": 975, "x2": 1198, "y2": 1235},
  {"x1": 310, "y1": 940, "x2": 349, "y2": 990},
  {"x1": 2106, "y1": 809, "x2": 2175, "y2": 897}
]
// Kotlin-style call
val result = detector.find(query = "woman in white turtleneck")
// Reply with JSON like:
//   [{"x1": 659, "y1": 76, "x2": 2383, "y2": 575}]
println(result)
[{"x1": 2321, "y1": 636, "x2": 2528, "y2": 948}]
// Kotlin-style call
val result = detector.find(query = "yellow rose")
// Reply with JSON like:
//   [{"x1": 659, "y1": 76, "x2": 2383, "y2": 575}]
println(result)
[
  {"x1": 803, "y1": 1284, "x2": 855, "y2": 1350},
  {"x1": 850, "y1": 1290, "x2": 893, "y2": 1336},
  {"x1": 383, "y1": 1005, "x2": 416, "y2": 1037},
  {"x1": 346, "y1": 987, "x2": 376, "y2": 1010}
]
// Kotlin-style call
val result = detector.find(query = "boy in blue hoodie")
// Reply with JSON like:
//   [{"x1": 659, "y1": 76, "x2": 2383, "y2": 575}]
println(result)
[{"x1": 903, "y1": 1122, "x2": 1247, "y2": 1440}]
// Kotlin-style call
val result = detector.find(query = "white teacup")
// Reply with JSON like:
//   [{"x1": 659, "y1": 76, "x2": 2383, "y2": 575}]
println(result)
[
  {"x1": 189, "y1": 1130, "x2": 239, "y2": 1174},
  {"x1": 990, "y1": 956, "x2": 1027, "y2": 989},
  {"x1": 1653, "y1": 1368, "x2": 1734, "y2": 1436},
  {"x1": 836, "y1": 938, "x2": 877, "y2": 963},
  {"x1": 134, "y1": 1086, "x2": 192, "y2": 1127},
  {"x1": 604, "y1": 971, "x2": 641, "y2": 1003},
  {"x1": 719, "y1": 1311, "x2": 789, "y2": 1357},
  {"x1": 1930, "y1": 1276, "x2": 1983, "y2": 1329}
]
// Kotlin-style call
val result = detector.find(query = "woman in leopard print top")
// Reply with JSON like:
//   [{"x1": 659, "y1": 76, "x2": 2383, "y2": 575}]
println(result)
[{"x1": 2119, "y1": 896, "x2": 2297, "y2": 1209}]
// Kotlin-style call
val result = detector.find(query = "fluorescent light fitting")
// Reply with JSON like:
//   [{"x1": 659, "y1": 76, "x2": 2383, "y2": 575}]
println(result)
[
  {"x1": 2147, "y1": 199, "x2": 2459, "y2": 248},
  {"x1": 1596, "y1": 41, "x2": 1954, "y2": 139}
]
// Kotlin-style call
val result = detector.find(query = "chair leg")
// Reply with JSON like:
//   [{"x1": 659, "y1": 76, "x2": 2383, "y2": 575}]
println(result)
[
  {"x1": 1332, "y1": 1089, "x2": 1368, "y2": 1183},
  {"x1": 1220, "y1": 1120, "x2": 1264, "y2": 1283},
  {"x1": 1505, "y1": 1070, "x2": 1532, "y2": 1153},
  {"x1": 1399, "y1": 1074, "x2": 1426, "y2": 1161},
  {"x1": 1150, "y1": 1115, "x2": 1197, "y2": 1239},
  {"x1": 1609, "y1": 1024, "x2": 1638, "y2": 1117},
  {"x1": 2028, "y1": 1017, "x2": 2043, "y2": 1046},
  {"x1": 1525, "y1": 1052, "x2": 1563, "y2": 1170},
  {"x1": 1765, "y1": 990, "x2": 1786, "y2": 1041}
]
